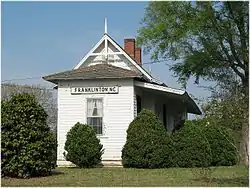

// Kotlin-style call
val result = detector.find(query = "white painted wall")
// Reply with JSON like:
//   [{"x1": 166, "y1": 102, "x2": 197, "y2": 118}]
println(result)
[
  {"x1": 134, "y1": 86, "x2": 187, "y2": 132},
  {"x1": 57, "y1": 79, "x2": 134, "y2": 164},
  {"x1": 57, "y1": 79, "x2": 187, "y2": 166}
]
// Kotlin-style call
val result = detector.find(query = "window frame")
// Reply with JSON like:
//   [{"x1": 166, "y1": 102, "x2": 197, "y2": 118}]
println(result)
[{"x1": 86, "y1": 97, "x2": 104, "y2": 135}]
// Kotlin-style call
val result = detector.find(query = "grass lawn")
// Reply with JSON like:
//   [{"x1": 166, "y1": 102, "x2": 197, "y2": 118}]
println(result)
[{"x1": 1, "y1": 165, "x2": 248, "y2": 187}]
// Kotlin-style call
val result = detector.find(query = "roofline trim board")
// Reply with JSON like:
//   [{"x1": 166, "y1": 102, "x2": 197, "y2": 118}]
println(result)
[{"x1": 134, "y1": 81, "x2": 185, "y2": 95}]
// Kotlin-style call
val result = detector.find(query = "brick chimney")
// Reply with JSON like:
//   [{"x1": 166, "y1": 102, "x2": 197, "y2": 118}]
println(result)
[
  {"x1": 124, "y1": 39, "x2": 135, "y2": 59},
  {"x1": 124, "y1": 38, "x2": 142, "y2": 65},
  {"x1": 135, "y1": 47, "x2": 141, "y2": 65}
]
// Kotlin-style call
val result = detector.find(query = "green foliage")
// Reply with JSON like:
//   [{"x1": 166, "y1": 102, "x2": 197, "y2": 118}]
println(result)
[
  {"x1": 197, "y1": 119, "x2": 238, "y2": 166},
  {"x1": 122, "y1": 109, "x2": 174, "y2": 168},
  {"x1": 1, "y1": 93, "x2": 57, "y2": 178},
  {"x1": 202, "y1": 87, "x2": 247, "y2": 132},
  {"x1": 138, "y1": 1, "x2": 249, "y2": 165},
  {"x1": 64, "y1": 122, "x2": 103, "y2": 168},
  {"x1": 137, "y1": 1, "x2": 248, "y2": 89},
  {"x1": 202, "y1": 86, "x2": 248, "y2": 164},
  {"x1": 1, "y1": 83, "x2": 57, "y2": 133},
  {"x1": 171, "y1": 120, "x2": 212, "y2": 167}
]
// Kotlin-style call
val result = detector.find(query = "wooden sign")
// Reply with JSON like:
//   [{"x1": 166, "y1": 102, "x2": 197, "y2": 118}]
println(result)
[{"x1": 71, "y1": 86, "x2": 119, "y2": 94}]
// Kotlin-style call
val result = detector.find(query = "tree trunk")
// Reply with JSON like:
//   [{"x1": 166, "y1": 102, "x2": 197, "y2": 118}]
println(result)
[
  {"x1": 239, "y1": 86, "x2": 249, "y2": 165},
  {"x1": 240, "y1": 121, "x2": 249, "y2": 165}
]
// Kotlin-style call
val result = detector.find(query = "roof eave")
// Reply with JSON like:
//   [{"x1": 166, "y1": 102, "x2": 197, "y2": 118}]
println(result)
[
  {"x1": 134, "y1": 81, "x2": 202, "y2": 115},
  {"x1": 183, "y1": 92, "x2": 202, "y2": 115},
  {"x1": 42, "y1": 76, "x2": 142, "y2": 84}
]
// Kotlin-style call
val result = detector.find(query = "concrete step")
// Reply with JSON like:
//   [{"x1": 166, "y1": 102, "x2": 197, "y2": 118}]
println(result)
[{"x1": 57, "y1": 160, "x2": 123, "y2": 168}]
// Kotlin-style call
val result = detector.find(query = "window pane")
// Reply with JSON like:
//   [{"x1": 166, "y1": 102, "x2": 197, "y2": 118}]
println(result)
[
  {"x1": 87, "y1": 99, "x2": 103, "y2": 117},
  {"x1": 94, "y1": 124, "x2": 102, "y2": 135},
  {"x1": 87, "y1": 117, "x2": 102, "y2": 134},
  {"x1": 87, "y1": 117, "x2": 102, "y2": 125},
  {"x1": 87, "y1": 99, "x2": 103, "y2": 134},
  {"x1": 95, "y1": 99, "x2": 103, "y2": 116},
  {"x1": 87, "y1": 99, "x2": 94, "y2": 116},
  {"x1": 92, "y1": 106, "x2": 98, "y2": 116}
]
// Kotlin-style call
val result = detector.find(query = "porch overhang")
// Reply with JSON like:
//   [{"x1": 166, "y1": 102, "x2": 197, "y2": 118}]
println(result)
[{"x1": 134, "y1": 81, "x2": 202, "y2": 115}]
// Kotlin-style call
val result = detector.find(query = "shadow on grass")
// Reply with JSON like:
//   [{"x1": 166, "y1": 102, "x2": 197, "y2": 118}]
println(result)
[
  {"x1": 2, "y1": 170, "x2": 65, "y2": 180},
  {"x1": 51, "y1": 170, "x2": 65, "y2": 176},
  {"x1": 194, "y1": 177, "x2": 249, "y2": 186}
]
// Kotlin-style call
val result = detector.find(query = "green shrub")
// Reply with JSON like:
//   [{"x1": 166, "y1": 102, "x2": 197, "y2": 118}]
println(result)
[
  {"x1": 1, "y1": 93, "x2": 57, "y2": 178},
  {"x1": 64, "y1": 122, "x2": 103, "y2": 168},
  {"x1": 122, "y1": 109, "x2": 174, "y2": 168},
  {"x1": 171, "y1": 120, "x2": 212, "y2": 168},
  {"x1": 198, "y1": 118, "x2": 238, "y2": 166}
]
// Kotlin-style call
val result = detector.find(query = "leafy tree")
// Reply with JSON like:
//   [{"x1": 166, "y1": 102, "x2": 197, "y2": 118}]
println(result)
[
  {"x1": 1, "y1": 83, "x2": 57, "y2": 133},
  {"x1": 202, "y1": 91, "x2": 245, "y2": 132},
  {"x1": 1, "y1": 93, "x2": 57, "y2": 178},
  {"x1": 64, "y1": 122, "x2": 103, "y2": 168},
  {"x1": 122, "y1": 109, "x2": 174, "y2": 168},
  {"x1": 137, "y1": 1, "x2": 249, "y2": 164},
  {"x1": 201, "y1": 85, "x2": 248, "y2": 164},
  {"x1": 137, "y1": 1, "x2": 248, "y2": 93}
]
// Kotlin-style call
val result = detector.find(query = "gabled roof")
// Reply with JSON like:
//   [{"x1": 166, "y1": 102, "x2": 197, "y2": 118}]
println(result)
[
  {"x1": 43, "y1": 64, "x2": 143, "y2": 84},
  {"x1": 73, "y1": 34, "x2": 153, "y2": 81}
]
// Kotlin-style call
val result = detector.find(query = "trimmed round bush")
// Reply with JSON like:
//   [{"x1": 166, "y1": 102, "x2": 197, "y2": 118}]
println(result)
[
  {"x1": 171, "y1": 120, "x2": 212, "y2": 168},
  {"x1": 198, "y1": 118, "x2": 238, "y2": 166},
  {"x1": 64, "y1": 122, "x2": 104, "y2": 168},
  {"x1": 1, "y1": 93, "x2": 57, "y2": 178},
  {"x1": 122, "y1": 109, "x2": 174, "y2": 168}
]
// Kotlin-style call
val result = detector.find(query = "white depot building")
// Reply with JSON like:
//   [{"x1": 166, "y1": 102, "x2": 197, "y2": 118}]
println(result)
[{"x1": 43, "y1": 19, "x2": 201, "y2": 166}]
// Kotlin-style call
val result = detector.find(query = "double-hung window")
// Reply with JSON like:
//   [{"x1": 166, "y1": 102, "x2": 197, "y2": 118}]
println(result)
[{"x1": 87, "y1": 98, "x2": 103, "y2": 135}]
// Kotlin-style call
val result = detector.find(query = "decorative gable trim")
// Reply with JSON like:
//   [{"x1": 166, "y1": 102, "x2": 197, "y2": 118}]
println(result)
[
  {"x1": 73, "y1": 34, "x2": 153, "y2": 81},
  {"x1": 105, "y1": 34, "x2": 153, "y2": 81},
  {"x1": 74, "y1": 35, "x2": 106, "y2": 70}
]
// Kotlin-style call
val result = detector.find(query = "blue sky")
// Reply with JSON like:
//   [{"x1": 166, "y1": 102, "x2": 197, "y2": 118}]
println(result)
[{"x1": 2, "y1": 2, "x2": 214, "y2": 105}]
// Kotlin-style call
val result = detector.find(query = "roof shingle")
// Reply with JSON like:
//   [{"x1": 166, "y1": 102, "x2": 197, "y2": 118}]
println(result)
[{"x1": 43, "y1": 64, "x2": 143, "y2": 84}]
